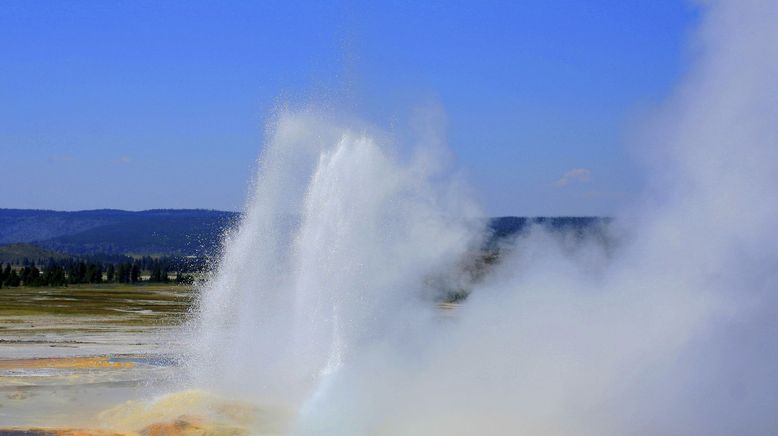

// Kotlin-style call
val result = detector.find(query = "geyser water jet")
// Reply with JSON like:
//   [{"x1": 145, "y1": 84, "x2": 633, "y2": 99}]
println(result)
[
  {"x1": 189, "y1": 1, "x2": 778, "y2": 434},
  {"x1": 189, "y1": 111, "x2": 478, "y2": 413}
]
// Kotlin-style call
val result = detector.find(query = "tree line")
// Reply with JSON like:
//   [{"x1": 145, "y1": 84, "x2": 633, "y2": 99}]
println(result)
[
  {"x1": 0, "y1": 256, "x2": 200, "y2": 288},
  {"x1": 4, "y1": 253, "x2": 208, "y2": 271}
]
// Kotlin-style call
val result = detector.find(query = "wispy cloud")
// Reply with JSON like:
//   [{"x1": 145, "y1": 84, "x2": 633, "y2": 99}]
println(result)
[
  {"x1": 554, "y1": 168, "x2": 591, "y2": 187},
  {"x1": 115, "y1": 156, "x2": 132, "y2": 165}
]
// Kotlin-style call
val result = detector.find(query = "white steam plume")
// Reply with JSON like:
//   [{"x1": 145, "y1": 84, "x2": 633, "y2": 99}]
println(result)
[{"x1": 190, "y1": 1, "x2": 778, "y2": 434}]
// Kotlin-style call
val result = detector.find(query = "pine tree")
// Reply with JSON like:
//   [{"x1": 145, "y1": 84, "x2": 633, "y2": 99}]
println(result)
[
  {"x1": 120, "y1": 263, "x2": 131, "y2": 283},
  {"x1": 86, "y1": 264, "x2": 102, "y2": 284},
  {"x1": 106, "y1": 264, "x2": 115, "y2": 282},
  {"x1": 130, "y1": 263, "x2": 141, "y2": 283},
  {"x1": 25, "y1": 264, "x2": 42, "y2": 286},
  {"x1": 20, "y1": 265, "x2": 41, "y2": 286},
  {"x1": 6, "y1": 270, "x2": 20, "y2": 287},
  {"x1": 150, "y1": 263, "x2": 162, "y2": 282},
  {"x1": 43, "y1": 264, "x2": 67, "y2": 287}
]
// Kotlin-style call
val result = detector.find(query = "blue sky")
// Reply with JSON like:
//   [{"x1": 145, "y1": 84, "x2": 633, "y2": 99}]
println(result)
[{"x1": 0, "y1": 1, "x2": 699, "y2": 216}]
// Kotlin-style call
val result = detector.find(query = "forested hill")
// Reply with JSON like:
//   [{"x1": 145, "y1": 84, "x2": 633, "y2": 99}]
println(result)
[
  {"x1": 0, "y1": 209, "x2": 239, "y2": 256},
  {"x1": 0, "y1": 209, "x2": 609, "y2": 258},
  {"x1": 486, "y1": 216, "x2": 611, "y2": 241}
]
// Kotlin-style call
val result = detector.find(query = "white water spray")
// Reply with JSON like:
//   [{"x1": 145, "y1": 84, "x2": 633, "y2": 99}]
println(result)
[{"x1": 190, "y1": 111, "x2": 478, "y2": 412}]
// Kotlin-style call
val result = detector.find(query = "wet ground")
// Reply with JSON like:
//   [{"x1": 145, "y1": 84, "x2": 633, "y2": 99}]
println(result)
[{"x1": 0, "y1": 284, "x2": 199, "y2": 433}]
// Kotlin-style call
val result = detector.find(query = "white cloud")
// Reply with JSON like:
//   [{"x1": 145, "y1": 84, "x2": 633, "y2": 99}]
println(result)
[{"x1": 554, "y1": 167, "x2": 591, "y2": 187}]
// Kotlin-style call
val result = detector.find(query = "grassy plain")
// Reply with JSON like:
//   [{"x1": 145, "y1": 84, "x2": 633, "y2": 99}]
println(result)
[{"x1": 0, "y1": 283, "x2": 194, "y2": 321}]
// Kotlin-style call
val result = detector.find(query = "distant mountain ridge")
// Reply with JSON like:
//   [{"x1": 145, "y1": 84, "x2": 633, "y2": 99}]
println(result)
[
  {"x1": 0, "y1": 209, "x2": 610, "y2": 257},
  {"x1": 0, "y1": 208, "x2": 131, "y2": 243},
  {"x1": 0, "y1": 243, "x2": 68, "y2": 264},
  {"x1": 0, "y1": 209, "x2": 239, "y2": 256}
]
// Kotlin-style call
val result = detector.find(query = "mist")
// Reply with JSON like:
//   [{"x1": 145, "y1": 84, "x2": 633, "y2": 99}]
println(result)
[{"x1": 188, "y1": 1, "x2": 778, "y2": 434}]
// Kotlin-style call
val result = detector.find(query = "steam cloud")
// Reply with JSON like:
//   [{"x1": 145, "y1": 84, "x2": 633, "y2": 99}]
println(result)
[{"x1": 189, "y1": 1, "x2": 778, "y2": 434}]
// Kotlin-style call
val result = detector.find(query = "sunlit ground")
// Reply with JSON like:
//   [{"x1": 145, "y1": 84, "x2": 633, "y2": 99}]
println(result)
[{"x1": 0, "y1": 284, "x2": 263, "y2": 434}]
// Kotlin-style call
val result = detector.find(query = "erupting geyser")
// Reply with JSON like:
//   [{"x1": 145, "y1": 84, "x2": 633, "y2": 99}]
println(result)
[
  {"x1": 189, "y1": 112, "x2": 478, "y2": 414},
  {"x1": 187, "y1": 1, "x2": 778, "y2": 434}
]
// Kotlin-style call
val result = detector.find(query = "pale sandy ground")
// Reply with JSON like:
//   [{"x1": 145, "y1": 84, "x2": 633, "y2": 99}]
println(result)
[{"x1": 0, "y1": 285, "x2": 259, "y2": 435}]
